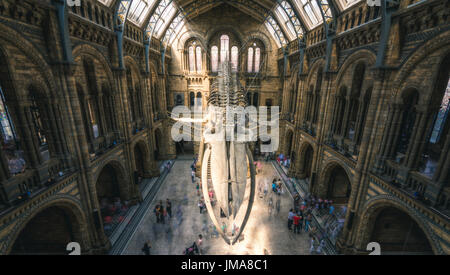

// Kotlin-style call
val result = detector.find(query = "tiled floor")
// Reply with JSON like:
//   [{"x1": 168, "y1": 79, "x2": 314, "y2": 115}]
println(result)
[{"x1": 122, "y1": 159, "x2": 311, "y2": 255}]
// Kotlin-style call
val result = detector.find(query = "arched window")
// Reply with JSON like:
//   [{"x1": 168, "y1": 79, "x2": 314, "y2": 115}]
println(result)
[
  {"x1": 231, "y1": 46, "x2": 239, "y2": 72},
  {"x1": 29, "y1": 92, "x2": 47, "y2": 147},
  {"x1": 220, "y1": 35, "x2": 229, "y2": 63},
  {"x1": 247, "y1": 42, "x2": 262, "y2": 73},
  {"x1": 0, "y1": 86, "x2": 15, "y2": 143},
  {"x1": 254, "y1": 48, "x2": 261, "y2": 73},
  {"x1": 196, "y1": 46, "x2": 202, "y2": 72},
  {"x1": 189, "y1": 46, "x2": 195, "y2": 73},
  {"x1": 211, "y1": 46, "x2": 219, "y2": 72},
  {"x1": 247, "y1": 48, "x2": 254, "y2": 73},
  {"x1": 196, "y1": 92, "x2": 202, "y2": 108},
  {"x1": 189, "y1": 92, "x2": 195, "y2": 107}
]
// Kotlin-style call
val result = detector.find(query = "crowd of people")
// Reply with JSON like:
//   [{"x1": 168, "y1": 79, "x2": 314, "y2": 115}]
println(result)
[{"x1": 288, "y1": 193, "x2": 339, "y2": 254}]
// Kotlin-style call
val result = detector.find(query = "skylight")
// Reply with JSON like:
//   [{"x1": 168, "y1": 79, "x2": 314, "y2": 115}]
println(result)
[{"x1": 127, "y1": 0, "x2": 157, "y2": 26}]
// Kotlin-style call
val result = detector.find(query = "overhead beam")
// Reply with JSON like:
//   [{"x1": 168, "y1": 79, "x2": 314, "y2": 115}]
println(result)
[
  {"x1": 114, "y1": 0, "x2": 134, "y2": 69},
  {"x1": 375, "y1": 0, "x2": 399, "y2": 68},
  {"x1": 316, "y1": 0, "x2": 338, "y2": 72},
  {"x1": 52, "y1": 0, "x2": 74, "y2": 63}
]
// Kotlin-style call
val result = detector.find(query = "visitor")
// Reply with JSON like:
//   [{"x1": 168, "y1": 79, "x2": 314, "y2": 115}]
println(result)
[
  {"x1": 316, "y1": 238, "x2": 325, "y2": 255},
  {"x1": 305, "y1": 213, "x2": 312, "y2": 232},
  {"x1": 293, "y1": 212, "x2": 302, "y2": 234},
  {"x1": 154, "y1": 203, "x2": 161, "y2": 223},
  {"x1": 159, "y1": 201, "x2": 165, "y2": 224},
  {"x1": 196, "y1": 182, "x2": 200, "y2": 196},
  {"x1": 263, "y1": 181, "x2": 268, "y2": 197},
  {"x1": 166, "y1": 199, "x2": 172, "y2": 218},
  {"x1": 198, "y1": 199, "x2": 204, "y2": 214},
  {"x1": 288, "y1": 209, "x2": 295, "y2": 230},
  {"x1": 142, "y1": 240, "x2": 151, "y2": 255},
  {"x1": 196, "y1": 234, "x2": 203, "y2": 255},
  {"x1": 191, "y1": 170, "x2": 196, "y2": 183},
  {"x1": 166, "y1": 160, "x2": 172, "y2": 172},
  {"x1": 310, "y1": 237, "x2": 318, "y2": 254}
]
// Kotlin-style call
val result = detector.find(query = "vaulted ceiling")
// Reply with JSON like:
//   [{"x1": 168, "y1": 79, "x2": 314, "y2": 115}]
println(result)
[{"x1": 99, "y1": 0, "x2": 363, "y2": 47}]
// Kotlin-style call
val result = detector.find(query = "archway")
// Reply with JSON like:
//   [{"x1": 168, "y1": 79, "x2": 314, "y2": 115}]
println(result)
[
  {"x1": 133, "y1": 141, "x2": 149, "y2": 178},
  {"x1": 154, "y1": 128, "x2": 163, "y2": 160},
  {"x1": 285, "y1": 130, "x2": 293, "y2": 158},
  {"x1": 368, "y1": 206, "x2": 434, "y2": 254},
  {"x1": 10, "y1": 205, "x2": 83, "y2": 255},
  {"x1": 319, "y1": 163, "x2": 352, "y2": 204},
  {"x1": 96, "y1": 162, "x2": 129, "y2": 237},
  {"x1": 299, "y1": 143, "x2": 314, "y2": 182}
]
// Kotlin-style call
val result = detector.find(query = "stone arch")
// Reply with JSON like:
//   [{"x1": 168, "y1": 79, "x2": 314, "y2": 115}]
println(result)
[
  {"x1": 205, "y1": 25, "x2": 244, "y2": 48},
  {"x1": 132, "y1": 138, "x2": 151, "y2": 178},
  {"x1": 355, "y1": 196, "x2": 441, "y2": 254},
  {"x1": 0, "y1": 23, "x2": 58, "y2": 97},
  {"x1": 392, "y1": 30, "x2": 450, "y2": 99},
  {"x1": 176, "y1": 31, "x2": 207, "y2": 51},
  {"x1": 284, "y1": 128, "x2": 294, "y2": 157},
  {"x1": 72, "y1": 44, "x2": 116, "y2": 90},
  {"x1": 316, "y1": 160, "x2": 353, "y2": 204},
  {"x1": 94, "y1": 159, "x2": 130, "y2": 203},
  {"x1": 242, "y1": 31, "x2": 273, "y2": 53},
  {"x1": 5, "y1": 197, "x2": 90, "y2": 255},
  {"x1": 154, "y1": 127, "x2": 164, "y2": 160},
  {"x1": 297, "y1": 141, "x2": 315, "y2": 180},
  {"x1": 305, "y1": 58, "x2": 325, "y2": 87},
  {"x1": 335, "y1": 49, "x2": 376, "y2": 92}
]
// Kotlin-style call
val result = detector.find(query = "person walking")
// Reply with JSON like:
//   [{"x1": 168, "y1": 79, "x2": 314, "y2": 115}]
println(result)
[
  {"x1": 198, "y1": 200, "x2": 204, "y2": 214},
  {"x1": 309, "y1": 237, "x2": 317, "y2": 254},
  {"x1": 142, "y1": 240, "x2": 151, "y2": 255},
  {"x1": 191, "y1": 170, "x2": 196, "y2": 183},
  {"x1": 317, "y1": 238, "x2": 326, "y2": 254},
  {"x1": 196, "y1": 234, "x2": 204, "y2": 255},
  {"x1": 166, "y1": 199, "x2": 172, "y2": 218},
  {"x1": 287, "y1": 209, "x2": 295, "y2": 230},
  {"x1": 305, "y1": 213, "x2": 312, "y2": 232}
]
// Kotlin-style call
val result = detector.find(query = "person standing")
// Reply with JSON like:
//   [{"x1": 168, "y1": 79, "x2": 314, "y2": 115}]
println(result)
[
  {"x1": 287, "y1": 209, "x2": 295, "y2": 230},
  {"x1": 142, "y1": 240, "x2": 151, "y2": 255},
  {"x1": 154, "y1": 203, "x2": 161, "y2": 223},
  {"x1": 293, "y1": 212, "x2": 301, "y2": 234},
  {"x1": 159, "y1": 201, "x2": 165, "y2": 224}
]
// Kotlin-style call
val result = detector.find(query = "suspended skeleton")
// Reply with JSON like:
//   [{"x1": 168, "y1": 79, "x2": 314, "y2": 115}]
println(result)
[{"x1": 202, "y1": 61, "x2": 256, "y2": 243}]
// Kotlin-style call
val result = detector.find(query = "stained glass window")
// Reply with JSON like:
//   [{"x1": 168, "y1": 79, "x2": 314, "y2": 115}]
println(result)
[{"x1": 211, "y1": 46, "x2": 219, "y2": 72}]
